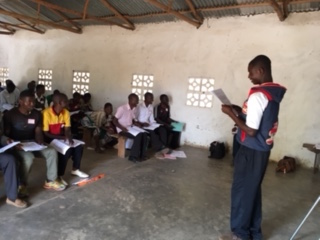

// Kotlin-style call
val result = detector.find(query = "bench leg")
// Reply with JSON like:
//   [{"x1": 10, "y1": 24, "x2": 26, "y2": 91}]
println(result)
[{"x1": 118, "y1": 136, "x2": 127, "y2": 158}]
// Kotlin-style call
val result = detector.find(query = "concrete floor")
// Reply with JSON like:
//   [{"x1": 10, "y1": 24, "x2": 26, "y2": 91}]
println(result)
[{"x1": 0, "y1": 146, "x2": 319, "y2": 240}]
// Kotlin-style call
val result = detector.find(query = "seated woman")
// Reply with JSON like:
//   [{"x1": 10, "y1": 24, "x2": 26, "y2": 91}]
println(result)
[{"x1": 98, "y1": 103, "x2": 118, "y2": 149}]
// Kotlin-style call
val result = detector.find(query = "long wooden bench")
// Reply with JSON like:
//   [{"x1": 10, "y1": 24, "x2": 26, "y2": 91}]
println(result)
[{"x1": 110, "y1": 134, "x2": 127, "y2": 158}]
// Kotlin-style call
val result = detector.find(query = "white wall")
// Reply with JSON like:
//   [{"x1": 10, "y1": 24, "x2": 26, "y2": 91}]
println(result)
[{"x1": 0, "y1": 12, "x2": 319, "y2": 167}]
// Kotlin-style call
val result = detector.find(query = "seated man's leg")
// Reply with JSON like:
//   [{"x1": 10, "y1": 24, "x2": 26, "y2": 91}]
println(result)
[
  {"x1": 147, "y1": 129, "x2": 163, "y2": 151},
  {"x1": 120, "y1": 132, "x2": 140, "y2": 160},
  {"x1": 0, "y1": 153, "x2": 27, "y2": 208},
  {"x1": 70, "y1": 145, "x2": 88, "y2": 178},
  {"x1": 14, "y1": 150, "x2": 35, "y2": 187},
  {"x1": 155, "y1": 126, "x2": 168, "y2": 148},
  {"x1": 58, "y1": 149, "x2": 72, "y2": 177},
  {"x1": 37, "y1": 147, "x2": 65, "y2": 191}
]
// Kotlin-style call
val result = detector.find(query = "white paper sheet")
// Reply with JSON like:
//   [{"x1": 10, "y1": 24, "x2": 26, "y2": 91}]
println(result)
[
  {"x1": 212, "y1": 89, "x2": 232, "y2": 105},
  {"x1": 0, "y1": 141, "x2": 21, "y2": 153},
  {"x1": 50, "y1": 139, "x2": 85, "y2": 155},
  {"x1": 21, "y1": 142, "x2": 47, "y2": 152},
  {"x1": 170, "y1": 150, "x2": 187, "y2": 158},
  {"x1": 127, "y1": 126, "x2": 146, "y2": 136},
  {"x1": 2, "y1": 103, "x2": 14, "y2": 111},
  {"x1": 143, "y1": 123, "x2": 160, "y2": 131}
]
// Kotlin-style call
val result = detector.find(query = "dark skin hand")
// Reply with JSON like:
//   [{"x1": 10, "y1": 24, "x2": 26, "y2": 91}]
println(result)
[
  {"x1": 221, "y1": 104, "x2": 257, "y2": 137},
  {"x1": 113, "y1": 118, "x2": 128, "y2": 132},
  {"x1": 44, "y1": 127, "x2": 74, "y2": 145}
]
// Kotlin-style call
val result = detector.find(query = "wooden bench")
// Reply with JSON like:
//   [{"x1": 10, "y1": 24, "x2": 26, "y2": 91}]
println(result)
[{"x1": 110, "y1": 134, "x2": 127, "y2": 158}]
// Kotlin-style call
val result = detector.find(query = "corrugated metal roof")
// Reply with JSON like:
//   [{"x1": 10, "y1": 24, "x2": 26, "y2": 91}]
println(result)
[{"x1": 0, "y1": 0, "x2": 319, "y2": 34}]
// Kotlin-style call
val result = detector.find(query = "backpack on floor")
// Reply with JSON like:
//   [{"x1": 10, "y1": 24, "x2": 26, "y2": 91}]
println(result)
[
  {"x1": 276, "y1": 156, "x2": 296, "y2": 173},
  {"x1": 208, "y1": 141, "x2": 226, "y2": 159}
]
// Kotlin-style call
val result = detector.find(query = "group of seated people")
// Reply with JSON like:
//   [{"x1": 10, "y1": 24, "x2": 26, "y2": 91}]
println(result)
[{"x1": 0, "y1": 79, "x2": 180, "y2": 209}]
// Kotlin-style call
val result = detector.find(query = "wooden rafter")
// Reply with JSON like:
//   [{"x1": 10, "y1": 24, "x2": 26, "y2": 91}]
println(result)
[
  {"x1": 144, "y1": 0, "x2": 201, "y2": 28},
  {"x1": 283, "y1": 0, "x2": 291, "y2": 18},
  {"x1": 83, "y1": 0, "x2": 90, "y2": 19},
  {"x1": 0, "y1": 23, "x2": 15, "y2": 34},
  {"x1": 0, "y1": 20, "x2": 44, "y2": 34},
  {"x1": 0, "y1": 31, "x2": 14, "y2": 35},
  {"x1": 17, "y1": 18, "x2": 45, "y2": 34},
  {"x1": 47, "y1": 8, "x2": 81, "y2": 31},
  {"x1": 268, "y1": 0, "x2": 286, "y2": 21},
  {"x1": 0, "y1": 7, "x2": 81, "y2": 33},
  {"x1": 99, "y1": 0, "x2": 135, "y2": 30},
  {"x1": 185, "y1": 0, "x2": 203, "y2": 24},
  {"x1": 31, "y1": 0, "x2": 133, "y2": 30}
]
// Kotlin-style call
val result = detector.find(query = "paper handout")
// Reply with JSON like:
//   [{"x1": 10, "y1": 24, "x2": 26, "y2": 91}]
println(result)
[
  {"x1": 127, "y1": 126, "x2": 146, "y2": 136},
  {"x1": 21, "y1": 142, "x2": 47, "y2": 152},
  {"x1": 0, "y1": 141, "x2": 21, "y2": 153},
  {"x1": 143, "y1": 123, "x2": 160, "y2": 131},
  {"x1": 212, "y1": 89, "x2": 232, "y2": 105},
  {"x1": 50, "y1": 139, "x2": 85, "y2": 155}
]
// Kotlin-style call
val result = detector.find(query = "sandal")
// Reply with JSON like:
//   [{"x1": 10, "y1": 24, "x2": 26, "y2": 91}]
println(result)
[{"x1": 6, "y1": 198, "x2": 27, "y2": 208}]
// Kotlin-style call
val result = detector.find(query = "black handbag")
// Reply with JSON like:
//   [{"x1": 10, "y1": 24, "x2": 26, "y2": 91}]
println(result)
[{"x1": 208, "y1": 141, "x2": 226, "y2": 159}]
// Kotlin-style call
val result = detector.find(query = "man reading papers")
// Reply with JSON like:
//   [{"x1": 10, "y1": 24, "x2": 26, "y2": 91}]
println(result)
[
  {"x1": 4, "y1": 90, "x2": 65, "y2": 195},
  {"x1": 43, "y1": 93, "x2": 88, "y2": 186},
  {"x1": 113, "y1": 93, "x2": 148, "y2": 163}
]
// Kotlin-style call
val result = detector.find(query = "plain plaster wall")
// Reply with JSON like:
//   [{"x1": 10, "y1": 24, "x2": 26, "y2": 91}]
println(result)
[{"x1": 0, "y1": 12, "x2": 319, "y2": 167}]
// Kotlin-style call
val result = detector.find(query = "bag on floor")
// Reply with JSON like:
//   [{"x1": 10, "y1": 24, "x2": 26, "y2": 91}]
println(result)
[
  {"x1": 276, "y1": 156, "x2": 296, "y2": 173},
  {"x1": 208, "y1": 141, "x2": 225, "y2": 159}
]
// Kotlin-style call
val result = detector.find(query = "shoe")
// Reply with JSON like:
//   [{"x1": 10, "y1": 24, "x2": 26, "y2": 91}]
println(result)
[
  {"x1": 128, "y1": 156, "x2": 138, "y2": 163},
  {"x1": 18, "y1": 185, "x2": 29, "y2": 198},
  {"x1": 6, "y1": 198, "x2": 27, "y2": 208},
  {"x1": 71, "y1": 169, "x2": 89, "y2": 178},
  {"x1": 58, "y1": 176, "x2": 68, "y2": 186},
  {"x1": 43, "y1": 180, "x2": 66, "y2": 191}
]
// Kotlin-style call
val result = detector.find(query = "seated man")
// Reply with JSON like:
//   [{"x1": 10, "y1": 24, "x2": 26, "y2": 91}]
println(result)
[
  {"x1": 0, "y1": 79, "x2": 20, "y2": 112},
  {"x1": 4, "y1": 90, "x2": 65, "y2": 195},
  {"x1": 34, "y1": 84, "x2": 48, "y2": 111},
  {"x1": 42, "y1": 93, "x2": 89, "y2": 186},
  {"x1": 113, "y1": 93, "x2": 148, "y2": 163},
  {"x1": 136, "y1": 92, "x2": 167, "y2": 152},
  {"x1": 155, "y1": 94, "x2": 180, "y2": 149},
  {"x1": 47, "y1": 89, "x2": 60, "y2": 107},
  {"x1": 26, "y1": 80, "x2": 36, "y2": 93},
  {"x1": 0, "y1": 131, "x2": 27, "y2": 208},
  {"x1": 81, "y1": 93, "x2": 93, "y2": 112}
]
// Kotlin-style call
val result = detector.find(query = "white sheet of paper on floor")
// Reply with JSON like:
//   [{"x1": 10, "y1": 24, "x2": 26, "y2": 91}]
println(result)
[
  {"x1": 315, "y1": 143, "x2": 320, "y2": 150},
  {"x1": 0, "y1": 141, "x2": 21, "y2": 153},
  {"x1": 170, "y1": 150, "x2": 187, "y2": 158},
  {"x1": 21, "y1": 142, "x2": 47, "y2": 152},
  {"x1": 50, "y1": 139, "x2": 85, "y2": 155}
]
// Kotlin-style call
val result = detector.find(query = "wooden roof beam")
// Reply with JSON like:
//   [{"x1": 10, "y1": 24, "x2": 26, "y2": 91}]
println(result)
[
  {"x1": 0, "y1": 31, "x2": 14, "y2": 35},
  {"x1": 185, "y1": 0, "x2": 203, "y2": 24},
  {"x1": 99, "y1": 0, "x2": 135, "y2": 30},
  {"x1": 283, "y1": 0, "x2": 291, "y2": 18},
  {"x1": 144, "y1": 0, "x2": 201, "y2": 28},
  {"x1": 83, "y1": 0, "x2": 90, "y2": 19},
  {"x1": 0, "y1": 22, "x2": 15, "y2": 33},
  {"x1": 46, "y1": 8, "x2": 82, "y2": 31},
  {"x1": 17, "y1": 18, "x2": 45, "y2": 34},
  {"x1": 0, "y1": 20, "x2": 44, "y2": 34},
  {"x1": 0, "y1": 7, "x2": 81, "y2": 33},
  {"x1": 31, "y1": 0, "x2": 133, "y2": 30},
  {"x1": 268, "y1": 0, "x2": 286, "y2": 21}
]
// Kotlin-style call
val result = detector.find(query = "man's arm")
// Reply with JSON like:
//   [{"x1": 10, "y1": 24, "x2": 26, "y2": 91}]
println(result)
[
  {"x1": 221, "y1": 105, "x2": 257, "y2": 137},
  {"x1": 113, "y1": 117, "x2": 128, "y2": 132},
  {"x1": 35, "y1": 126, "x2": 44, "y2": 144},
  {"x1": 43, "y1": 130, "x2": 65, "y2": 140}
]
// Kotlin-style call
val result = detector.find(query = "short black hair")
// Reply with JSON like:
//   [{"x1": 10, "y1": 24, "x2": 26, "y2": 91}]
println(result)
[
  {"x1": 144, "y1": 92, "x2": 153, "y2": 99},
  {"x1": 53, "y1": 89, "x2": 60, "y2": 94},
  {"x1": 249, "y1": 55, "x2": 271, "y2": 73},
  {"x1": 104, "y1": 102, "x2": 112, "y2": 109},
  {"x1": 36, "y1": 84, "x2": 45, "y2": 91},
  {"x1": 84, "y1": 93, "x2": 91, "y2": 98},
  {"x1": 160, "y1": 94, "x2": 168, "y2": 101},
  {"x1": 128, "y1": 93, "x2": 139, "y2": 101},
  {"x1": 20, "y1": 89, "x2": 35, "y2": 99},
  {"x1": 73, "y1": 92, "x2": 81, "y2": 98}
]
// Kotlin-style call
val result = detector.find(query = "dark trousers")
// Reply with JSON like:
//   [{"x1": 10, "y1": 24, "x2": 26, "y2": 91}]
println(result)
[
  {"x1": 147, "y1": 126, "x2": 167, "y2": 151},
  {"x1": 0, "y1": 153, "x2": 18, "y2": 201},
  {"x1": 120, "y1": 132, "x2": 148, "y2": 159},
  {"x1": 231, "y1": 145, "x2": 270, "y2": 240},
  {"x1": 58, "y1": 145, "x2": 83, "y2": 176}
]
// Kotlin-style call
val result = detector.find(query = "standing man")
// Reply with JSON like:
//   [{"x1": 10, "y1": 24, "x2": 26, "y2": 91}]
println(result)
[
  {"x1": 113, "y1": 93, "x2": 148, "y2": 163},
  {"x1": 42, "y1": 93, "x2": 89, "y2": 186},
  {"x1": 4, "y1": 90, "x2": 65, "y2": 195},
  {"x1": 136, "y1": 92, "x2": 167, "y2": 152},
  {"x1": 219, "y1": 55, "x2": 286, "y2": 240}
]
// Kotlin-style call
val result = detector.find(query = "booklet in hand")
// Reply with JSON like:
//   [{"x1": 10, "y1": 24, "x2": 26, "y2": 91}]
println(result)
[
  {"x1": 50, "y1": 139, "x2": 85, "y2": 155},
  {"x1": 21, "y1": 142, "x2": 47, "y2": 152}
]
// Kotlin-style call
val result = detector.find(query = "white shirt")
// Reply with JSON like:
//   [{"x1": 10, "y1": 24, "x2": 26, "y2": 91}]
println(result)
[
  {"x1": 114, "y1": 103, "x2": 137, "y2": 133},
  {"x1": 136, "y1": 102, "x2": 155, "y2": 124},
  {"x1": 0, "y1": 88, "x2": 20, "y2": 112},
  {"x1": 246, "y1": 92, "x2": 268, "y2": 130}
]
